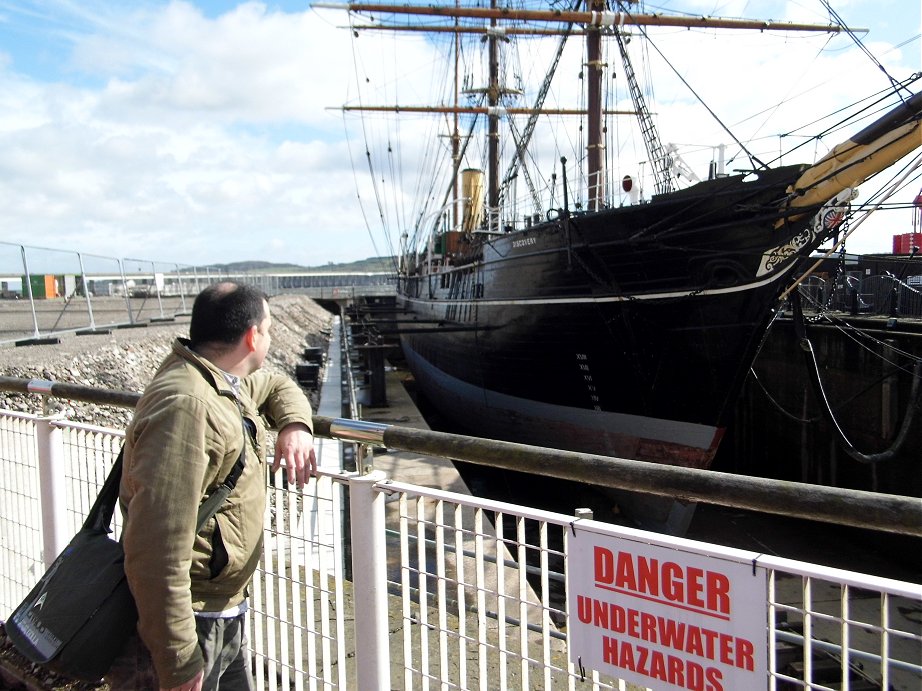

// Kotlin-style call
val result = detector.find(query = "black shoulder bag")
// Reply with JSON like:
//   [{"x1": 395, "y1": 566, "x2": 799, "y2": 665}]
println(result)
[{"x1": 6, "y1": 442, "x2": 246, "y2": 682}]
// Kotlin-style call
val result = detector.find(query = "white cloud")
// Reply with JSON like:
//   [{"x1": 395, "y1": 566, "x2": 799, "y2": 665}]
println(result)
[
  {"x1": 1, "y1": 1, "x2": 373, "y2": 268},
  {"x1": 0, "y1": 0, "x2": 919, "y2": 272}
]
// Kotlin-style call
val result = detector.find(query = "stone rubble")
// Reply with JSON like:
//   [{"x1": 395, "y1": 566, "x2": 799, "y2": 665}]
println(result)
[{"x1": 0, "y1": 294, "x2": 334, "y2": 430}]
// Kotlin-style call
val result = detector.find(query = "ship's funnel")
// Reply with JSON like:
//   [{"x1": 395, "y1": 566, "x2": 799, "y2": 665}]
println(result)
[{"x1": 461, "y1": 168, "x2": 485, "y2": 233}]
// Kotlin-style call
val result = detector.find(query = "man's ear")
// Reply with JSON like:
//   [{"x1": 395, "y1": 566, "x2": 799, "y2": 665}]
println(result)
[{"x1": 243, "y1": 324, "x2": 259, "y2": 352}]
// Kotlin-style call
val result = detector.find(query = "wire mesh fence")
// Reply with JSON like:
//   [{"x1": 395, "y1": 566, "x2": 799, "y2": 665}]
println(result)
[{"x1": 1, "y1": 409, "x2": 920, "y2": 690}]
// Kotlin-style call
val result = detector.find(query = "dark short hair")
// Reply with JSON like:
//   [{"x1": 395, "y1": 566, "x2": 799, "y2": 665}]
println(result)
[{"x1": 189, "y1": 281, "x2": 268, "y2": 348}]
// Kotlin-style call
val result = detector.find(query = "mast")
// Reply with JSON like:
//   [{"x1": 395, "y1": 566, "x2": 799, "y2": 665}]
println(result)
[
  {"x1": 586, "y1": 0, "x2": 605, "y2": 211},
  {"x1": 452, "y1": 0, "x2": 461, "y2": 232},
  {"x1": 487, "y1": 0, "x2": 500, "y2": 228}
]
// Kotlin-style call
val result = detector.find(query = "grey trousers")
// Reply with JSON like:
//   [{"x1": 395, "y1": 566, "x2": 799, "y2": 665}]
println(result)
[{"x1": 106, "y1": 613, "x2": 254, "y2": 691}]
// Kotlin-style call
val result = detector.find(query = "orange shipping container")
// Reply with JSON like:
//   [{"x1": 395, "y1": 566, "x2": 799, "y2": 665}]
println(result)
[{"x1": 23, "y1": 274, "x2": 58, "y2": 299}]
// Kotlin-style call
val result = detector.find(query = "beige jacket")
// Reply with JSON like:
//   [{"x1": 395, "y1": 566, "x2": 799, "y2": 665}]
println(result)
[{"x1": 119, "y1": 339, "x2": 313, "y2": 687}]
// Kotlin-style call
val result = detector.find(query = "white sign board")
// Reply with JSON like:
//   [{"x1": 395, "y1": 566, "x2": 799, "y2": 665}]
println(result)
[{"x1": 568, "y1": 528, "x2": 767, "y2": 691}]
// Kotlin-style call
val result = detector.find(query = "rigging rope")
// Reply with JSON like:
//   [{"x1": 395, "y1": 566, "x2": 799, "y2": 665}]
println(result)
[
  {"x1": 824, "y1": 314, "x2": 922, "y2": 374},
  {"x1": 819, "y1": 0, "x2": 911, "y2": 99},
  {"x1": 617, "y1": 7, "x2": 768, "y2": 172},
  {"x1": 498, "y1": 0, "x2": 579, "y2": 212},
  {"x1": 342, "y1": 117, "x2": 395, "y2": 272},
  {"x1": 750, "y1": 304, "x2": 918, "y2": 424},
  {"x1": 748, "y1": 368, "x2": 822, "y2": 424},
  {"x1": 790, "y1": 290, "x2": 922, "y2": 464},
  {"x1": 736, "y1": 33, "x2": 838, "y2": 160},
  {"x1": 347, "y1": 18, "x2": 398, "y2": 267},
  {"x1": 773, "y1": 75, "x2": 922, "y2": 167}
]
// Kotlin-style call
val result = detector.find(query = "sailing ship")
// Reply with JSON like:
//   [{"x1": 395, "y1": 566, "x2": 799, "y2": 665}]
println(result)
[{"x1": 327, "y1": 0, "x2": 922, "y2": 532}]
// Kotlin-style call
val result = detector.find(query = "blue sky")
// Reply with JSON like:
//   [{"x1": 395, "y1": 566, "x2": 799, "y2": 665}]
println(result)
[{"x1": 0, "y1": 0, "x2": 920, "y2": 269}]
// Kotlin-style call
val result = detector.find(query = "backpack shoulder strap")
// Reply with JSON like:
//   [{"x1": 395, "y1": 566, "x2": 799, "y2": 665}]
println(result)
[
  {"x1": 195, "y1": 414, "x2": 248, "y2": 532},
  {"x1": 83, "y1": 448, "x2": 124, "y2": 534}
]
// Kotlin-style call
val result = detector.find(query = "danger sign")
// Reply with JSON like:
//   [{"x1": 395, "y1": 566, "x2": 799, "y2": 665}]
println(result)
[{"x1": 568, "y1": 528, "x2": 767, "y2": 691}]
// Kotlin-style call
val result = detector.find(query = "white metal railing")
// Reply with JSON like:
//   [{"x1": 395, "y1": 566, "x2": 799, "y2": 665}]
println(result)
[{"x1": 2, "y1": 410, "x2": 920, "y2": 690}]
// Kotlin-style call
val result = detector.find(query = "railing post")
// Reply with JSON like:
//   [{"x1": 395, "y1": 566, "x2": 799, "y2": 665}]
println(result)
[
  {"x1": 152, "y1": 261, "x2": 166, "y2": 319},
  {"x1": 35, "y1": 414, "x2": 68, "y2": 568},
  {"x1": 174, "y1": 263, "x2": 189, "y2": 313},
  {"x1": 118, "y1": 259, "x2": 135, "y2": 324},
  {"x1": 20, "y1": 245, "x2": 42, "y2": 339},
  {"x1": 348, "y1": 469, "x2": 389, "y2": 689},
  {"x1": 76, "y1": 251, "x2": 98, "y2": 330}
]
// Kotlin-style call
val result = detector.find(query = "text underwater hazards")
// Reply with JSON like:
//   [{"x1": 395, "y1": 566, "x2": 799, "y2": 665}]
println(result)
[{"x1": 568, "y1": 534, "x2": 768, "y2": 691}]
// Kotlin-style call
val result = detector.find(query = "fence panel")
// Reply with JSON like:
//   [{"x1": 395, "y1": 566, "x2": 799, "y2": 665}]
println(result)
[
  {"x1": 383, "y1": 482, "x2": 616, "y2": 690},
  {"x1": 251, "y1": 473, "x2": 352, "y2": 690},
  {"x1": 0, "y1": 411, "x2": 356, "y2": 690},
  {"x1": 0, "y1": 411, "x2": 44, "y2": 618},
  {"x1": 0, "y1": 413, "x2": 126, "y2": 618},
  {"x1": 58, "y1": 421, "x2": 125, "y2": 537},
  {"x1": 0, "y1": 243, "x2": 231, "y2": 344},
  {"x1": 1, "y1": 411, "x2": 919, "y2": 690},
  {"x1": 377, "y1": 479, "x2": 922, "y2": 691}
]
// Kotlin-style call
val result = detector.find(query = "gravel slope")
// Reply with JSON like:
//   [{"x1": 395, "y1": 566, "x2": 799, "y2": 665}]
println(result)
[{"x1": 0, "y1": 293, "x2": 333, "y2": 429}]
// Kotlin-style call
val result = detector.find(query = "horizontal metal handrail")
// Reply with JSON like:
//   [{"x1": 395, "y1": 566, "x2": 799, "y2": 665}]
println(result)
[
  {"x1": 2, "y1": 375, "x2": 921, "y2": 537},
  {"x1": 0, "y1": 376, "x2": 142, "y2": 408},
  {"x1": 324, "y1": 419, "x2": 922, "y2": 538}
]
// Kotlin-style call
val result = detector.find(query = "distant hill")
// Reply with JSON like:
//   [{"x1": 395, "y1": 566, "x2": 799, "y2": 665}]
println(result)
[
  {"x1": 209, "y1": 257, "x2": 396, "y2": 273},
  {"x1": 306, "y1": 256, "x2": 397, "y2": 273}
]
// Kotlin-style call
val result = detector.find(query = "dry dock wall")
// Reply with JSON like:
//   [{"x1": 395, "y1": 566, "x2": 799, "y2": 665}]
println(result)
[{"x1": 716, "y1": 316, "x2": 922, "y2": 500}]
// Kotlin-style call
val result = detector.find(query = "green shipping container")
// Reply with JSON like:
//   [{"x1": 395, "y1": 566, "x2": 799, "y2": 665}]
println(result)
[{"x1": 22, "y1": 274, "x2": 56, "y2": 299}]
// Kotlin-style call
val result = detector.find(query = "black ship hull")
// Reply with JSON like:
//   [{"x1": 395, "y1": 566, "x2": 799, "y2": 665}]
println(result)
[{"x1": 397, "y1": 165, "x2": 829, "y2": 531}]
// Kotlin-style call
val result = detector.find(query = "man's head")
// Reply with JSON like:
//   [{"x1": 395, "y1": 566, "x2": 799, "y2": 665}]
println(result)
[{"x1": 189, "y1": 281, "x2": 272, "y2": 374}]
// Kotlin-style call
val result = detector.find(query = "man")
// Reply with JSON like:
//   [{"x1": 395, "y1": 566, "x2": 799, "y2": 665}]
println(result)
[{"x1": 112, "y1": 281, "x2": 317, "y2": 690}]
